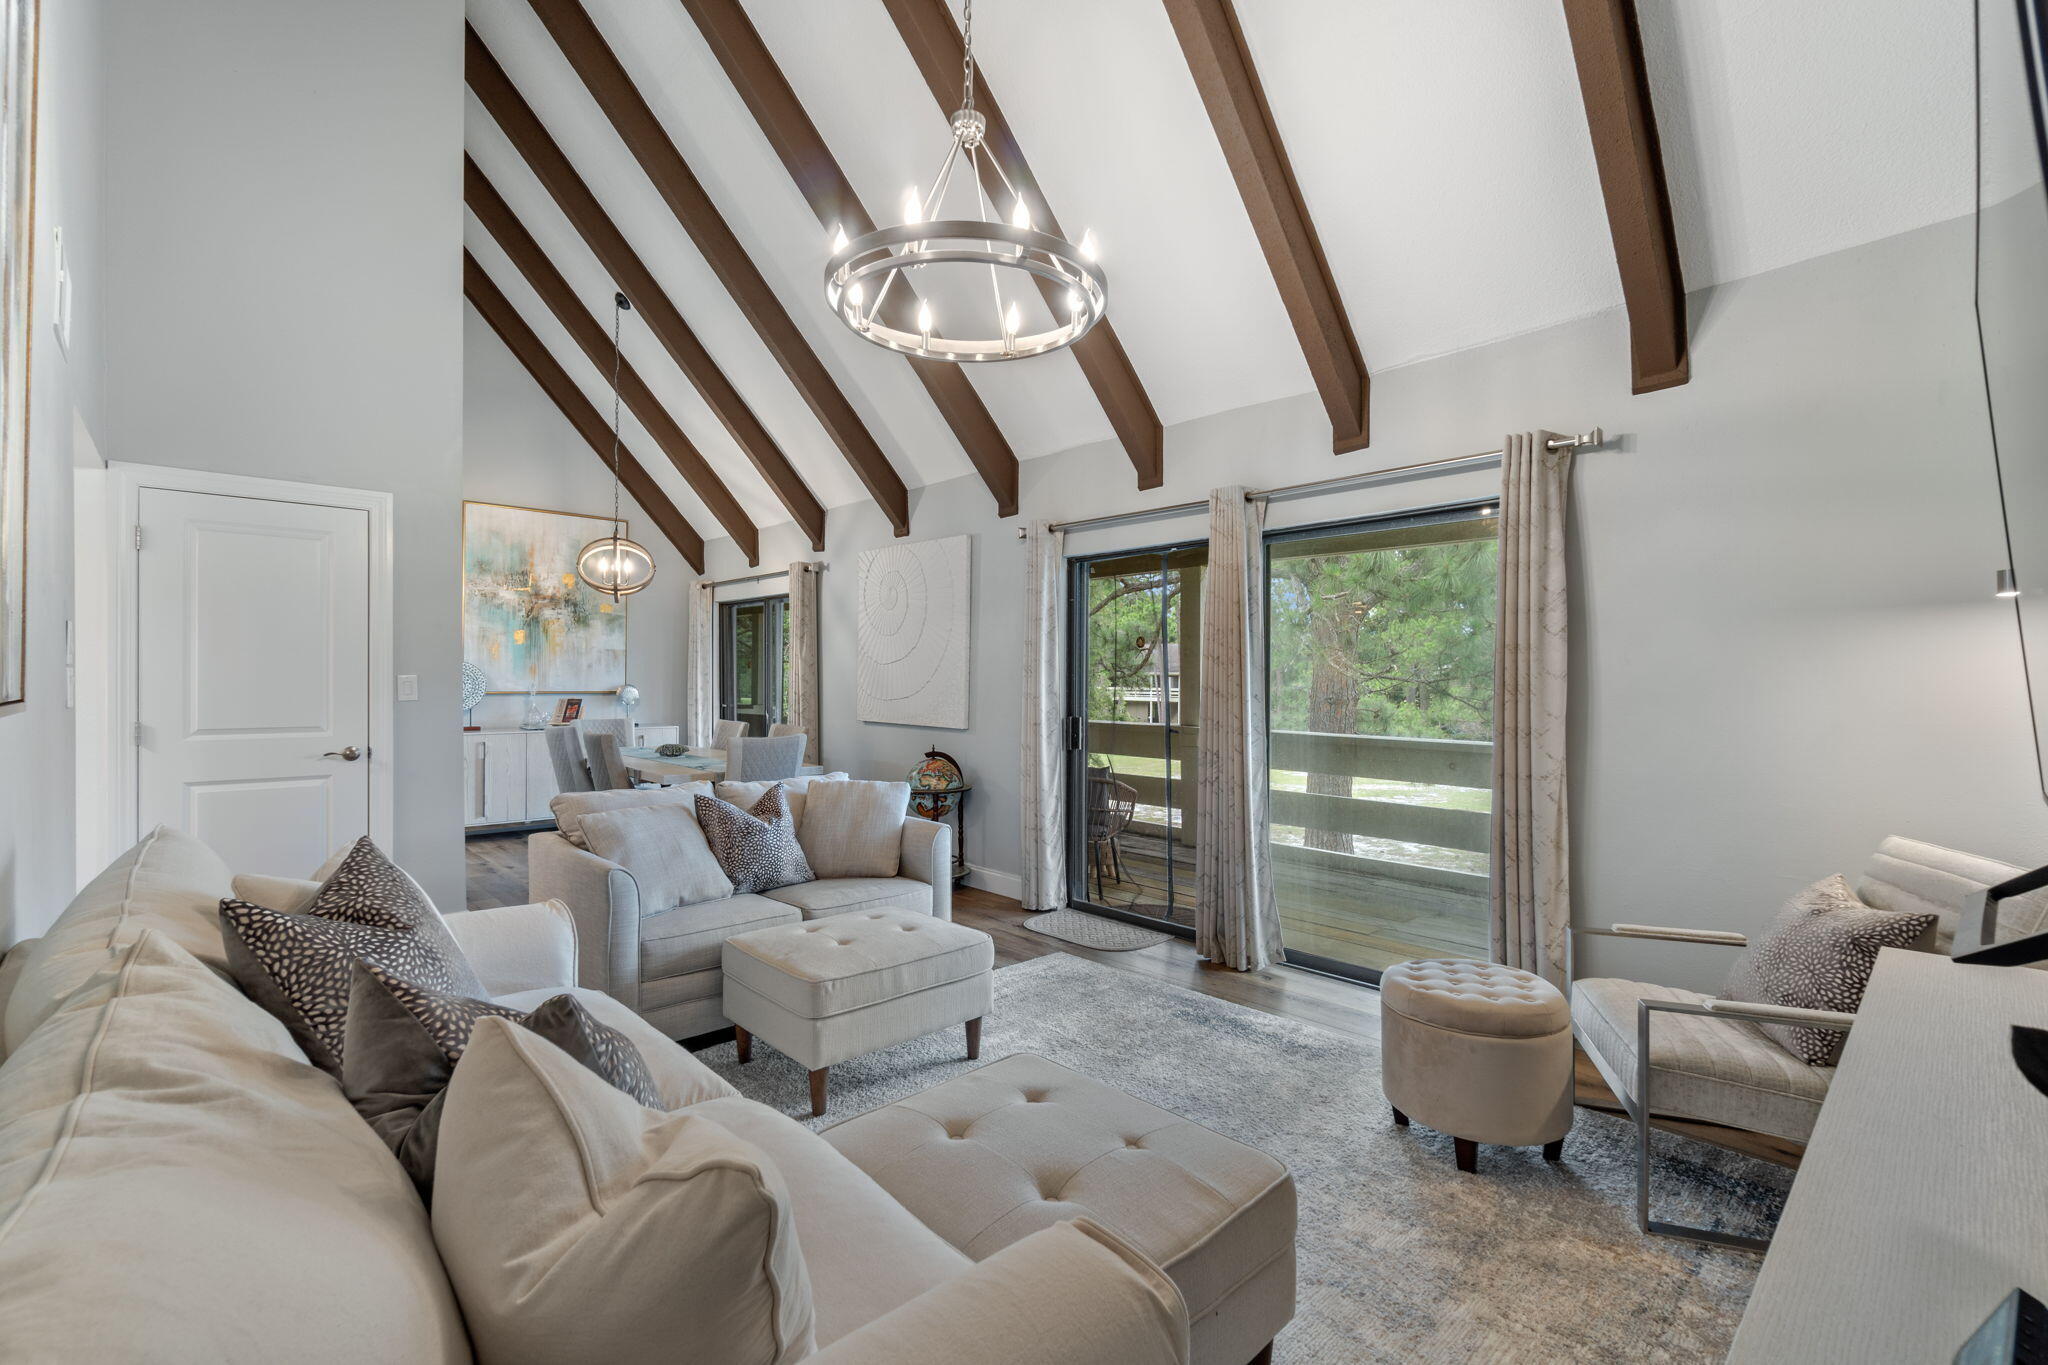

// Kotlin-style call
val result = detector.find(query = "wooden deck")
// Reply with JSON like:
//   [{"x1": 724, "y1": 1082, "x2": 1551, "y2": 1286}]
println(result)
[{"x1": 1085, "y1": 828, "x2": 1489, "y2": 972}]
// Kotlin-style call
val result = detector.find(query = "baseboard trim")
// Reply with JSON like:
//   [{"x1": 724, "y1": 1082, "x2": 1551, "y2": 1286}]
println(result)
[{"x1": 964, "y1": 864, "x2": 1024, "y2": 902}]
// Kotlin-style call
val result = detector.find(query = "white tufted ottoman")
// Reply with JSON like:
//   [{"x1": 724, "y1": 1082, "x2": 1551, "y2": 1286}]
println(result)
[
  {"x1": 723, "y1": 909, "x2": 994, "y2": 1116},
  {"x1": 822, "y1": 1053, "x2": 1295, "y2": 1365},
  {"x1": 1379, "y1": 958, "x2": 1573, "y2": 1172}
]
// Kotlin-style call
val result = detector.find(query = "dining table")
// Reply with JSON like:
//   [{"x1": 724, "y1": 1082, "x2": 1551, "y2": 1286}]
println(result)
[{"x1": 617, "y1": 745, "x2": 825, "y2": 785}]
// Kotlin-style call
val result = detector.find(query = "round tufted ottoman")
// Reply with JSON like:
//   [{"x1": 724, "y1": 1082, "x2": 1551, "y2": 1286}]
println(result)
[{"x1": 1379, "y1": 958, "x2": 1572, "y2": 1172}]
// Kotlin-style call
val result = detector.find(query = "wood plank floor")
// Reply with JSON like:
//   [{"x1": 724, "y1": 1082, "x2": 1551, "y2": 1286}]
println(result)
[{"x1": 464, "y1": 831, "x2": 1797, "y2": 1167}]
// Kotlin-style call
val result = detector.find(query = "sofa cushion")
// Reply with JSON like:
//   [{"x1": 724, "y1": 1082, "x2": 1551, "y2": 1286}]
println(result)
[
  {"x1": 3, "y1": 826, "x2": 234, "y2": 1053},
  {"x1": 686, "y1": 1096, "x2": 970, "y2": 1347},
  {"x1": 341, "y1": 962, "x2": 661, "y2": 1192},
  {"x1": 0, "y1": 929, "x2": 469, "y2": 1364},
  {"x1": 492, "y1": 984, "x2": 740, "y2": 1109},
  {"x1": 433, "y1": 1018, "x2": 815, "y2": 1365},
  {"x1": 580, "y1": 802, "x2": 735, "y2": 910},
  {"x1": 551, "y1": 782, "x2": 713, "y2": 848},
  {"x1": 698, "y1": 787, "x2": 815, "y2": 895},
  {"x1": 640, "y1": 894, "x2": 802, "y2": 982},
  {"x1": 762, "y1": 877, "x2": 934, "y2": 920},
  {"x1": 1572, "y1": 976, "x2": 1832, "y2": 1144},
  {"x1": 716, "y1": 772, "x2": 849, "y2": 830},
  {"x1": 798, "y1": 781, "x2": 910, "y2": 879},
  {"x1": 723, "y1": 912, "x2": 994, "y2": 1019},
  {"x1": 821, "y1": 1053, "x2": 1294, "y2": 1332}
]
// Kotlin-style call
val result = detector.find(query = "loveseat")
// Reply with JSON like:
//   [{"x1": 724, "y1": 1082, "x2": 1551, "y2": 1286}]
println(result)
[
  {"x1": 0, "y1": 828, "x2": 1211, "y2": 1364},
  {"x1": 531, "y1": 774, "x2": 954, "y2": 1038}
]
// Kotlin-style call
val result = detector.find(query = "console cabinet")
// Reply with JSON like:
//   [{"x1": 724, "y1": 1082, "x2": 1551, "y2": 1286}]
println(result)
[{"x1": 461, "y1": 725, "x2": 681, "y2": 829}]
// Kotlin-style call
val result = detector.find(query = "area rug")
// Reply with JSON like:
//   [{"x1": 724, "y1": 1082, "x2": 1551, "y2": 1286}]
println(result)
[
  {"x1": 698, "y1": 954, "x2": 1787, "y2": 1364},
  {"x1": 1022, "y1": 907, "x2": 1173, "y2": 951}
]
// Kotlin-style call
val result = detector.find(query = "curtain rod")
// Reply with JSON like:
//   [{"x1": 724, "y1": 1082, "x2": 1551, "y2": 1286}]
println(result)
[
  {"x1": 1015, "y1": 428, "x2": 1605, "y2": 539},
  {"x1": 700, "y1": 561, "x2": 827, "y2": 590}
]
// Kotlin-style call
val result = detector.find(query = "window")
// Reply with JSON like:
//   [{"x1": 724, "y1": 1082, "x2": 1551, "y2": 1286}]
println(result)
[{"x1": 718, "y1": 595, "x2": 788, "y2": 737}]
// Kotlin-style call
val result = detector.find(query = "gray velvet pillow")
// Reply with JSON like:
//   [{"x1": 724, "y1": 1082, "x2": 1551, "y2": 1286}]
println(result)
[
  {"x1": 695, "y1": 786, "x2": 814, "y2": 895},
  {"x1": 1722, "y1": 874, "x2": 1937, "y2": 1065},
  {"x1": 341, "y1": 961, "x2": 661, "y2": 1195}
]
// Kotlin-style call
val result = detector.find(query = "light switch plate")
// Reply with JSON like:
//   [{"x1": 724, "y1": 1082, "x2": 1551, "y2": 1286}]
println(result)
[{"x1": 396, "y1": 674, "x2": 419, "y2": 702}]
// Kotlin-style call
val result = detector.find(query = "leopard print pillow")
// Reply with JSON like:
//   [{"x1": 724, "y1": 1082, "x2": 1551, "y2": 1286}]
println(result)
[
  {"x1": 1722, "y1": 874, "x2": 1936, "y2": 1065},
  {"x1": 694, "y1": 785, "x2": 814, "y2": 895}
]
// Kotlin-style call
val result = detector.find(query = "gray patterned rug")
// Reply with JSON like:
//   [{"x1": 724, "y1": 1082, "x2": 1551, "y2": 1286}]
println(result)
[
  {"x1": 1022, "y1": 907, "x2": 1174, "y2": 950},
  {"x1": 698, "y1": 954, "x2": 1787, "y2": 1363}
]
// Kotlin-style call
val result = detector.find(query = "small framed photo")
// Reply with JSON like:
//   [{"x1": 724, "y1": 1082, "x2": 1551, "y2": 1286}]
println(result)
[{"x1": 553, "y1": 697, "x2": 584, "y2": 724}]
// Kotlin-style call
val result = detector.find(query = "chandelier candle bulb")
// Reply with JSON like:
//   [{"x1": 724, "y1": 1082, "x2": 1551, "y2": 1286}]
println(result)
[
  {"x1": 1080, "y1": 229, "x2": 1098, "y2": 261},
  {"x1": 830, "y1": 224, "x2": 849, "y2": 254}
]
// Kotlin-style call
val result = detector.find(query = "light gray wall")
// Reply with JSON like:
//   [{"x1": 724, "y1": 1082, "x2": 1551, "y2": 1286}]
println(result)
[
  {"x1": 462, "y1": 306, "x2": 689, "y2": 732},
  {"x1": 97, "y1": 0, "x2": 466, "y2": 910},
  {"x1": 0, "y1": 0, "x2": 105, "y2": 944},
  {"x1": 704, "y1": 213, "x2": 2048, "y2": 989}
]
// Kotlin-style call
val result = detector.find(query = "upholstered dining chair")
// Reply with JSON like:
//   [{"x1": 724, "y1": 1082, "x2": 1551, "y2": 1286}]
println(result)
[
  {"x1": 545, "y1": 723, "x2": 593, "y2": 794},
  {"x1": 579, "y1": 719, "x2": 637, "y2": 791},
  {"x1": 712, "y1": 719, "x2": 749, "y2": 749},
  {"x1": 767, "y1": 722, "x2": 804, "y2": 739},
  {"x1": 725, "y1": 733, "x2": 805, "y2": 782},
  {"x1": 1571, "y1": 835, "x2": 2048, "y2": 1253}
]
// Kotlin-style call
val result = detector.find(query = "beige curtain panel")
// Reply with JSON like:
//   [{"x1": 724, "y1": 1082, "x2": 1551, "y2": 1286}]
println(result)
[
  {"x1": 1195, "y1": 486, "x2": 1284, "y2": 972},
  {"x1": 1019, "y1": 522, "x2": 1067, "y2": 912},
  {"x1": 1490, "y1": 431, "x2": 1574, "y2": 987},
  {"x1": 785, "y1": 563, "x2": 821, "y2": 766},
  {"x1": 685, "y1": 581, "x2": 717, "y2": 750}
]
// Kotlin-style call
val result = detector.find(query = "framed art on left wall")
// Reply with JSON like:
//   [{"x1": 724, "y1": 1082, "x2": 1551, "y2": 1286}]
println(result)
[
  {"x1": 0, "y1": 0, "x2": 39, "y2": 706},
  {"x1": 462, "y1": 501, "x2": 628, "y2": 695}
]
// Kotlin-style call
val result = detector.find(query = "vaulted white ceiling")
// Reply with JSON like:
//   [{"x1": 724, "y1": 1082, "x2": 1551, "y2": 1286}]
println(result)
[{"x1": 463, "y1": 0, "x2": 1976, "y2": 535}]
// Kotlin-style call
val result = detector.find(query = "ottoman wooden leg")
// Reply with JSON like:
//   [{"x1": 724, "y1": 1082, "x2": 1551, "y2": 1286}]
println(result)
[
  {"x1": 1454, "y1": 1138, "x2": 1478, "y2": 1173},
  {"x1": 809, "y1": 1068, "x2": 829, "y2": 1118},
  {"x1": 734, "y1": 1026, "x2": 752, "y2": 1064},
  {"x1": 1543, "y1": 1138, "x2": 1564, "y2": 1162},
  {"x1": 1390, "y1": 1105, "x2": 1409, "y2": 1127},
  {"x1": 966, "y1": 1017, "x2": 982, "y2": 1060}
]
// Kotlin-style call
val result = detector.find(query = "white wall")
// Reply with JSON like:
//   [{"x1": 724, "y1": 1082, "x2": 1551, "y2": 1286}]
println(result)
[
  {"x1": 97, "y1": 0, "x2": 466, "y2": 909},
  {"x1": 703, "y1": 214, "x2": 2048, "y2": 987},
  {"x1": 0, "y1": 0, "x2": 105, "y2": 944},
  {"x1": 462, "y1": 307, "x2": 690, "y2": 731}
]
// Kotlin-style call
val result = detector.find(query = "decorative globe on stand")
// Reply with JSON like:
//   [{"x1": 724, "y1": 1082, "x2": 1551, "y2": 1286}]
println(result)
[{"x1": 908, "y1": 746, "x2": 965, "y2": 820}]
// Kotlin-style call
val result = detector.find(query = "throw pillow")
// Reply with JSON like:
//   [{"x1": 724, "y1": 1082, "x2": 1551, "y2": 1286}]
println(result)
[
  {"x1": 714, "y1": 773, "x2": 849, "y2": 830},
  {"x1": 695, "y1": 786, "x2": 814, "y2": 895},
  {"x1": 432, "y1": 1017, "x2": 815, "y2": 1365},
  {"x1": 218, "y1": 838, "x2": 485, "y2": 1076},
  {"x1": 341, "y1": 962, "x2": 660, "y2": 1194},
  {"x1": 797, "y1": 779, "x2": 910, "y2": 879},
  {"x1": 579, "y1": 804, "x2": 735, "y2": 911},
  {"x1": 1723, "y1": 874, "x2": 1938, "y2": 1065}
]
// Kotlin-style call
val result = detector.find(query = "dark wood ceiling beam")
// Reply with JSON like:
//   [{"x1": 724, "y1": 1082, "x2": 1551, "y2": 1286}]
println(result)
[
  {"x1": 1560, "y1": 0, "x2": 1689, "y2": 393},
  {"x1": 464, "y1": 251, "x2": 707, "y2": 573},
  {"x1": 466, "y1": 158, "x2": 761, "y2": 566},
  {"x1": 879, "y1": 0, "x2": 1164, "y2": 489},
  {"x1": 526, "y1": 0, "x2": 913, "y2": 535},
  {"x1": 676, "y1": 0, "x2": 1019, "y2": 516},
  {"x1": 466, "y1": 24, "x2": 830, "y2": 549},
  {"x1": 1162, "y1": 0, "x2": 1370, "y2": 454}
]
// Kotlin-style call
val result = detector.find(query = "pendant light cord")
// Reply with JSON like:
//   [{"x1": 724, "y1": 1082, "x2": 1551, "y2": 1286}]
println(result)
[{"x1": 608, "y1": 291, "x2": 629, "y2": 600}]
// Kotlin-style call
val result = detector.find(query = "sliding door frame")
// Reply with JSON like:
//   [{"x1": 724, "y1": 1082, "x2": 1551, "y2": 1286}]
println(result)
[{"x1": 717, "y1": 593, "x2": 787, "y2": 735}]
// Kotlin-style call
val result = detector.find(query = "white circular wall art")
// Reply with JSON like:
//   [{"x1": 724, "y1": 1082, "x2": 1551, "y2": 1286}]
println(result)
[{"x1": 857, "y1": 535, "x2": 970, "y2": 729}]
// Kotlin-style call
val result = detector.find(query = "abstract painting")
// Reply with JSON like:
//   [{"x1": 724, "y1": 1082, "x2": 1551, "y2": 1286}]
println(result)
[
  {"x1": 462, "y1": 501, "x2": 628, "y2": 694},
  {"x1": 857, "y1": 534, "x2": 970, "y2": 729}
]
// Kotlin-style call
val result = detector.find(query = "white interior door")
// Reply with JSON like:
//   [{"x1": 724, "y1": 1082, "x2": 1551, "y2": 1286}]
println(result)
[{"x1": 135, "y1": 487, "x2": 372, "y2": 878}]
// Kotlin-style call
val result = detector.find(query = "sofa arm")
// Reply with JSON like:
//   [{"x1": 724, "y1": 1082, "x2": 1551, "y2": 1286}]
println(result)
[
  {"x1": 527, "y1": 832, "x2": 642, "y2": 1010},
  {"x1": 805, "y1": 1219, "x2": 1187, "y2": 1365},
  {"x1": 446, "y1": 901, "x2": 579, "y2": 996},
  {"x1": 899, "y1": 817, "x2": 953, "y2": 921}
]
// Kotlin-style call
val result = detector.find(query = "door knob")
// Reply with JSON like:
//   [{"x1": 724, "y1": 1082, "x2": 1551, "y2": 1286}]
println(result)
[{"x1": 323, "y1": 746, "x2": 363, "y2": 762}]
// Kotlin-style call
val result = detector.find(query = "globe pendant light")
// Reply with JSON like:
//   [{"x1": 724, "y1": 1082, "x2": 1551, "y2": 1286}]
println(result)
[
  {"x1": 823, "y1": 0, "x2": 1105, "y2": 363},
  {"x1": 577, "y1": 292, "x2": 655, "y2": 600}
]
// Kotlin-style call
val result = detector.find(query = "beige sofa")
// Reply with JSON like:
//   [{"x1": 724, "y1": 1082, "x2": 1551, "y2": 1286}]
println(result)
[
  {"x1": 0, "y1": 828, "x2": 1231, "y2": 1364},
  {"x1": 531, "y1": 775, "x2": 954, "y2": 1039}
]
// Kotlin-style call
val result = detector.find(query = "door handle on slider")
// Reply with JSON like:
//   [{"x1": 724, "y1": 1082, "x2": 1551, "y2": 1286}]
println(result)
[{"x1": 322, "y1": 746, "x2": 363, "y2": 762}]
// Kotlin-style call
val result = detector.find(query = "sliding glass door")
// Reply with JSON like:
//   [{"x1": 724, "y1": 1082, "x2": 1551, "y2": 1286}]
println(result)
[
  {"x1": 1265, "y1": 505, "x2": 1497, "y2": 980},
  {"x1": 719, "y1": 595, "x2": 788, "y2": 737},
  {"x1": 1068, "y1": 542, "x2": 1207, "y2": 926}
]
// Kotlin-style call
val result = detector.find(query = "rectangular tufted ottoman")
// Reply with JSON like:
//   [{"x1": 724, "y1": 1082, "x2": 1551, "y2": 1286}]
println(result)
[
  {"x1": 723, "y1": 909, "x2": 995, "y2": 1116},
  {"x1": 821, "y1": 1053, "x2": 1295, "y2": 1365}
]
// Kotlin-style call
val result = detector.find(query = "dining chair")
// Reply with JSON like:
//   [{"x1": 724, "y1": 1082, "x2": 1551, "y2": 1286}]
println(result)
[
  {"x1": 545, "y1": 723, "x2": 593, "y2": 794},
  {"x1": 713, "y1": 719, "x2": 749, "y2": 749},
  {"x1": 725, "y1": 733, "x2": 805, "y2": 781},
  {"x1": 580, "y1": 719, "x2": 636, "y2": 791},
  {"x1": 767, "y1": 722, "x2": 804, "y2": 739}
]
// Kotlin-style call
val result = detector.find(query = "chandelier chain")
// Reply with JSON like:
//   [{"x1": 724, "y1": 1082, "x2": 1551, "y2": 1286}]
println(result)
[
  {"x1": 608, "y1": 292, "x2": 623, "y2": 538},
  {"x1": 959, "y1": 0, "x2": 975, "y2": 118}
]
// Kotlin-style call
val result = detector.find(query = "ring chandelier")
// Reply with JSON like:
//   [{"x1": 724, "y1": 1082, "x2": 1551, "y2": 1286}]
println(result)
[{"x1": 823, "y1": 0, "x2": 1105, "y2": 364}]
